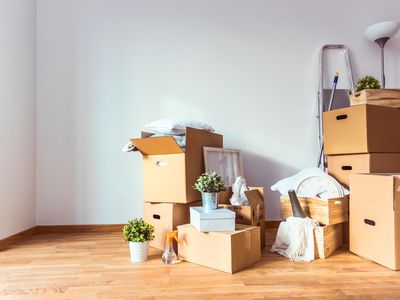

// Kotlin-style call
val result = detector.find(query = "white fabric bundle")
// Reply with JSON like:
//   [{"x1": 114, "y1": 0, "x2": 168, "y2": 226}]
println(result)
[
  {"x1": 145, "y1": 118, "x2": 215, "y2": 135},
  {"x1": 271, "y1": 217, "x2": 318, "y2": 262},
  {"x1": 229, "y1": 176, "x2": 249, "y2": 206}
]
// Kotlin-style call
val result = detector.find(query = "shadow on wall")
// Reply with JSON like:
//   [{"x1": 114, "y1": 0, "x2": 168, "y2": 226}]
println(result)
[{"x1": 241, "y1": 150, "x2": 298, "y2": 221}]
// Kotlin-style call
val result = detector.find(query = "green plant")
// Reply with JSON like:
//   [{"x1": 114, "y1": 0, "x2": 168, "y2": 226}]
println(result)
[
  {"x1": 193, "y1": 172, "x2": 226, "y2": 193},
  {"x1": 123, "y1": 218, "x2": 155, "y2": 243},
  {"x1": 355, "y1": 75, "x2": 381, "y2": 92}
]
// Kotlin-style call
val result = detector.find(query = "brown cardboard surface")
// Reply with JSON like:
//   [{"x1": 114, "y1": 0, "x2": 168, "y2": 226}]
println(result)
[
  {"x1": 177, "y1": 224, "x2": 260, "y2": 274},
  {"x1": 323, "y1": 105, "x2": 400, "y2": 155},
  {"x1": 144, "y1": 201, "x2": 201, "y2": 251},
  {"x1": 350, "y1": 173, "x2": 400, "y2": 270},
  {"x1": 134, "y1": 127, "x2": 223, "y2": 204},
  {"x1": 218, "y1": 187, "x2": 266, "y2": 249},
  {"x1": 328, "y1": 153, "x2": 400, "y2": 188},
  {"x1": 131, "y1": 136, "x2": 183, "y2": 155}
]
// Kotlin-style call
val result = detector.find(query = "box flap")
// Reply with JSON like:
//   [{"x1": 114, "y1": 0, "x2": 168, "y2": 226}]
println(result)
[
  {"x1": 190, "y1": 207, "x2": 235, "y2": 220},
  {"x1": 245, "y1": 189, "x2": 264, "y2": 207},
  {"x1": 130, "y1": 136, "x2": 183, "y2": 155}
]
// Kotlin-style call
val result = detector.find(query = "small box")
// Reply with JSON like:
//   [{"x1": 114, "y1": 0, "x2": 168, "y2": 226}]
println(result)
[
  {"x1": 323, "y1": 105, "x2": 400, "y2": 155},
  {"x1": 190, "y1": 207, "x2": 235, "y2": 232},
  {"x1": 280, "y1": 195, "x2": 348, "y2": 225},
  {"x1": 328, "y1": 153, "x2": 400, "y2": 188},
  {"x1": 178, "y1": 224, "x2": 261, "y2": 273},
  {"x1": 132, "y1": 127, "x2": 223, "y2": 203},
  {"x1": 219, "y1": 188, "x2": 266, "y2": 249},
  {"x1": 314, "y1": 223, "x2": 343, "y2": 259},
  {"x1": 350, "y1": 89, "x2": 400, "y2": 108},
  {"x1": 144, "y1": 201, "x2": 201, "y2": 251},
  {"x1": 350, "y1": 173, "x2": 400, "y2": 270}
]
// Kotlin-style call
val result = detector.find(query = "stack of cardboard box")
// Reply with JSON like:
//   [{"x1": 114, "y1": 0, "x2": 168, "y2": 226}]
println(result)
[
  {"x1": 131, "y1": 127, "x2": 223, "y2": 252},
  {"x1": 132, "y1": 127, "x2": 265, "y2": 273},
  {"x1": 323, "y1": 103, "x2": 400, "y2": 270}
]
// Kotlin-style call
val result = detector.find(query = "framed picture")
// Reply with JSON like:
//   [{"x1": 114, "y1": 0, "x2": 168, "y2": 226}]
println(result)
[{"x1": 203, "y1": 147, "x2": 244, "y2": 186}]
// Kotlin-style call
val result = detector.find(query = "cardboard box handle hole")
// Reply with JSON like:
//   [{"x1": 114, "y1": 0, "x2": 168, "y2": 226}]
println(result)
[
  {"x1": 364, "y1": 219, "x2": 375, "y2": 226},
  {"x1": 156, "y1": 161, "x2": 168, "y2": 167},
  {"x1": 336, "y1": 114, "x2": 348, "y2": 120},
  {"x1": 153, "y1": 214, "x2": 161, "y2": 220},
  {"x1": 354, "y1": 92, "x2": 361, "y2": 98},
  {"x1": 341, "y1": 165, "x2": 352, "y2": 171}
]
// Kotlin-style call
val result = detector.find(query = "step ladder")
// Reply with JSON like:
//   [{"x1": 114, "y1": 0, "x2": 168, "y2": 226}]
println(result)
[{"x1": 317, "y1": 44, "x2": 355, "y2": 169}]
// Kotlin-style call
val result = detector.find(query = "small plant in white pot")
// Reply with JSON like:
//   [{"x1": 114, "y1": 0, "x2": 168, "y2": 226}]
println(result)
[
  {"x1": 194, "y1": 172, "x2": 226, "y2": 211},
  {"x1": 123, "y1": 218, "x2": 154, "y2": 263}
]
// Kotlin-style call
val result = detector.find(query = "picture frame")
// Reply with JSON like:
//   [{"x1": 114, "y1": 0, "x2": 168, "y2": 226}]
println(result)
[{"x1": 203, "y1": 147, "x2": 244, "y2": 186}]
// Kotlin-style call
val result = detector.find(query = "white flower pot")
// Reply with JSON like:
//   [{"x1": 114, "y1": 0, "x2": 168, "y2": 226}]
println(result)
[{"x1": 129, "y1": 241, "x2": 149, "y2": 263}]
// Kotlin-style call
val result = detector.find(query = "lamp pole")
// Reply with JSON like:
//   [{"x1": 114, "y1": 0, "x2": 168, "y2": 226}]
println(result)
[{"x1": 374, "y1": 37, "x2": 390, "y2": 88}]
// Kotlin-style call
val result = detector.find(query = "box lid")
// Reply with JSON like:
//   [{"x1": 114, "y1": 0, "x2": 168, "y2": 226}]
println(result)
[{"x1": 190, "y1": 207, "x2": 235, "y2": 220}]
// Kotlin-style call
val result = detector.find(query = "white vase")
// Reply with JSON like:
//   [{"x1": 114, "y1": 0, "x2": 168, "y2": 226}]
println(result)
[{"x1": 129, "y1": 241, "x2": 149, "y2": 263}]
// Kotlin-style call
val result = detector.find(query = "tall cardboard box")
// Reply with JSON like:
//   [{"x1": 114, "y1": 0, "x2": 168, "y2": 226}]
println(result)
[
  {"x1": 350, "y1": 173, "x2": 400, "y2": 270},
  {"x1": 323, "y1": 105, "x2": 400, "y2": 155},
  {"x1": 178, "y1": 224, "x2": 261, "y2": 274},
  {"x1": 219, "y1": 188, "x2": 266, "y2": 249},
  {"x1": 144, "y1": 201, "x2": 201, "y2": 251},
  {"x1": 132, "y1": 127, "x2": 223, "y2": 203},
  {"x1": 328, "y1": 153, "x2": 400, "y2": 188}
]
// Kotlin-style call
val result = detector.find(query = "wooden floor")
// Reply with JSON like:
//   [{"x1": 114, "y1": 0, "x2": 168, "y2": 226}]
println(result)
[{"x1": 1, "y1": 229, "x2": 400, "y2": 299}]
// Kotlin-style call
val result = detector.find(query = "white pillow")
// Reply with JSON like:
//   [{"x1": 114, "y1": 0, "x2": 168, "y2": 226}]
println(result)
[{"x1": 145, "y1": 118, "x2": 215, "y2": 135}]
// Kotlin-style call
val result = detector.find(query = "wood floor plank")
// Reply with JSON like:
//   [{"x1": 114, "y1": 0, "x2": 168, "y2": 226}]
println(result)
[{"x1": 1, "y1": 229, "x2": 400, "y2": 299}]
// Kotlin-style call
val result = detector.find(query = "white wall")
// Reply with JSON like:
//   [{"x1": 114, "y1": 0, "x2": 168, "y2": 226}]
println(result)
[
  {"x1": 0, "y1": 0, "x2": 36, "y2": 239},
  {"x1": 36, "y1": 0, "x2": 400, "y2": 224}
]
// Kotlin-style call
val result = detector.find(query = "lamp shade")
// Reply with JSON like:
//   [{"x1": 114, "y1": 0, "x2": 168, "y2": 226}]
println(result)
[{"x1": 364, "y1": 21, "x2": 400, "y2": 41}]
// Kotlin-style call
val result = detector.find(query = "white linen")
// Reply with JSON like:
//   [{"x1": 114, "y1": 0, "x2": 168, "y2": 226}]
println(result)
[
  {"x1": 229, "y1": 176, "x2": 249, "y2": 206},
  {"x1": 145, "y1": 118, "x2": 214, "y2": 135},
  {"x1": 271, "y1": 217, "x2": 318, "y2": 262}
]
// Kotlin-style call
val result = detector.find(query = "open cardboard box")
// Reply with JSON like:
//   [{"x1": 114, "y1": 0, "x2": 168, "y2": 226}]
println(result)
[
  {"x1": 323, "y1": 105, "x2": 400, "y2": 155},
  {"x1": 132, "y1": 127, "x2": 223, "y2": 203},
  {"x1": 350, "y1": 173, "x2": 400, "y2": 270},
  {"x1": 327, "y1": 153, "x2": 400, "y2": 188},
  {"x1": 178, "y1": 224, "x2": 261, "y2": 274},
  {"x1": 144, "y1": 201, "x2": 201, "y2": 251},
  {"x1": 218, "y1": 187, "x2": 266, "y2": 249}
]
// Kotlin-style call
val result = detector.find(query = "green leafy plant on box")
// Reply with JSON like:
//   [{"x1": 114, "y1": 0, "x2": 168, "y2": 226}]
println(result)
[
  {"x1": 193, "y1": 172, "x2": 226, "y2": 193},
  {"x1": 355, "y1": 75, "x2": 381, "y2": 92},
  {"x1": 123, "y1": 218, "x2": 155, "y2": 243}
]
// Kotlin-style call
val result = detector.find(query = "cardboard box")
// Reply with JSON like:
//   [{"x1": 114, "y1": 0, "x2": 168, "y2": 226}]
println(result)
[
  {"x1": 350, "y1": 89, "x2": 400, "y2": 108},
  {"x1": 350, "y1": 173, "x2": 400, "y2": 270},
  {"x1": 132, "y1": 127, "x2": 223, "y2": 203},
  {"x1": 219, "y1": 188, "x2": 266, "y2": 249},
  {"x1": 190, "y1": 207, "x2": 235, "y2": 232},
  {"x1": 314, "y1": 223, "x2": 343, "y2": 259},
  {"x1": 178, "y1": 224, "x2": 261, "y2": 274},
  {"x1": 144, "y1": 201, "x2": 201, "y2": 251},
  {"x1": 323, "y1": 105, "x2": 400, "y2": 155},
  {"x1": 328, "y1": 153, "x2": 400, "y2": 188},
  {"x1": 280, "y1": 195, "x2": 348, "y2": 225}
]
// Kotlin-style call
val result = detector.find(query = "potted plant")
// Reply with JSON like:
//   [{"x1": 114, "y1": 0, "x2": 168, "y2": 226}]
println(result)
[
  {"x1": 194, "y1": 172, "x2": 226, "y2": 211},
  {"x1": 123, "y1": 218, "x2": 155, "y2": 263},
  {"x1": 355, "y1": 75, "x2": 381, "y2": 92}
]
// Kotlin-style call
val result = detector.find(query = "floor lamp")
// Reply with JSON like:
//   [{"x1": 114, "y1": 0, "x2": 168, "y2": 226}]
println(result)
[{"x1": 364, "y1": 21, "x2": 400, "y2": 88}]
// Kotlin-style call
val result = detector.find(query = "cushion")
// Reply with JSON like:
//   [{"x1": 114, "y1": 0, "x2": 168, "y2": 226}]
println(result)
[{"x1": 145, "y1": 118, "x2": 215, "y2": 135}]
